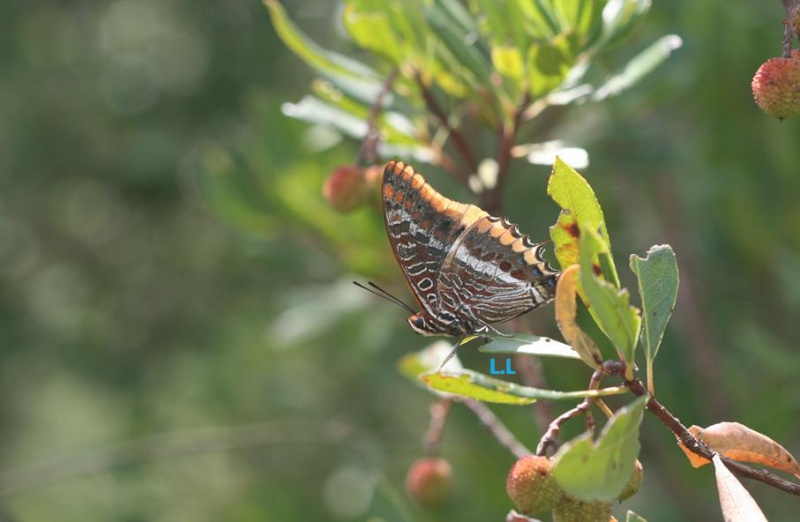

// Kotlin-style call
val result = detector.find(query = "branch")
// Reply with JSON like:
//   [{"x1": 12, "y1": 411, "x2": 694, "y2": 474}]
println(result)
[
  {"x1": 626, "y1": 378, "x2": 800, "y2": 496},
  {"x1": 460, "y1": 399, "x2": 531, "y2": 459},
  {"x1": 480, "y1": 93, "x2": 530, "y2": 214},
  {"x1": 357, "y1": 68, "x2": 399, "y2": 165},
  {"x1": 414, "y1": 74, "x2": 477, "y2": 182},
  {"x1": 424, "y1": 398, "x2": 452, "y2": 457},
  {"x1": 535, "y1": 371, "x2": 602, "y2": 456}
]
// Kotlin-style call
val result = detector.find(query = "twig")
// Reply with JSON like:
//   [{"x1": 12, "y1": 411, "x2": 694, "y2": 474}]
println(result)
[
  {"x1": 460, "y1": 399, "x2": 531, "y2": 459},
  {"x1": 424, "y1": 398, "x2": 452, "y2": 457},
  {"x1": 535, "y1": 371, "x2": 602, "y2": 456},
  {"x1": 357, "y1": 68, "x2": 399, "y2": 166},
  {"x1": 515, "y1": 355, "x2": 555, "y2": 431},
  {"x1": 535, "y1": 400, "x2": 592, "y2": 456},
  {"x1": 414, "y1": 74, "x2": 477, "y2": 182},
  {"x1": 626, "y1": 378, "x2": 800, "y2": 496},
  {"x1": 480, "y1": 93, "x2": 530, "y2": 214}
]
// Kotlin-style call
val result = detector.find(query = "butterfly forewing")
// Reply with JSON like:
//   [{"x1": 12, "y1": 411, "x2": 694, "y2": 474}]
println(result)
[
  {"x1": 381, "y1": 160, "x2": 559, "y2": 337},
  {"x1": 382, "y1": 161, "x2": 486, "y2": 314}
]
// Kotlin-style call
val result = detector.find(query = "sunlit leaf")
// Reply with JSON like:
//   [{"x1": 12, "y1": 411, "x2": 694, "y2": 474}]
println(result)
[
  {"x1": 264, "y1": 0, "x2": 379, "y2": 80},
  {"x1": 630, "y1": 245, "x2": 679, "y2": 392},
  {"x1": 598, "y1": 0, "x2": 651, "y2": 51},
  {"x1": 554, "y1": 265, "x2": 603, "y2": 368},
  {"x1": 547, "y1": 157, "x2": 611, "y2": 273},
  {"x1": 552, "y1": 396, "x2": 647, "y2": 501},
  {"x1": 492, "y1": 46, "x2": 525, "y2": 81},
  {"x1": 398, "y1": 341, "x2": 464, "y2": 400},
  {"x1": 592, "y1": 35, "x2": 683, "y2": 100},
  {"x1": 712, "y1": 455, "x2": 768, "y2": 522},
  {"x1": 425, "y1": 4, "x2": 494, "y2": 88},
  {"x1": 527, "y1": 39, "x2": 574, "y2": 98},
  {"x1": 553, "y1": 0, "x2": 607, "y2": 51},
  {"x1": 579, "y1": 227, "x2": 641, "y2": 373},
  {"x1": 420, "y1": 369, "x2": 627, "y2": 404},
  {"x1": 343, "y1": 1, "x2": 409, "y2": 64},
  {"x1": 478, "y1": 333, "x2": 581, "y2": 360},
  {"x1": 677, "y1": 422, "x2": 800, "y2": 478}
]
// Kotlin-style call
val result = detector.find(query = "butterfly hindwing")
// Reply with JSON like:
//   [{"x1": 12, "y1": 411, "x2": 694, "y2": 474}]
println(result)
[{"x1": 439, "y1": 216, "x2": 558, "y2": 325}]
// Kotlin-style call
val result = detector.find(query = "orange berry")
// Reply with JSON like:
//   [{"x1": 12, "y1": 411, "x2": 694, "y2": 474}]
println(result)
[{"x1": 506, "y1": 455, "x2": 564, "y2": 516}]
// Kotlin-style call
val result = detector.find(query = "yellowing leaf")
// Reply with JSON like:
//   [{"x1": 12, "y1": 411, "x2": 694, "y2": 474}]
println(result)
[
  {"x1": 554, "y1": 265, "x2": 603, "y2": 369},
  {"x1": 677, "y1": 422, "x2": 800, "y2": 479}
]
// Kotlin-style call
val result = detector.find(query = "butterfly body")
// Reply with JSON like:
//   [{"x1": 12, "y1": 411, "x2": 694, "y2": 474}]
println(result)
[{"x1": 382, "y1": 160, "x2": 559, "y2": 338}]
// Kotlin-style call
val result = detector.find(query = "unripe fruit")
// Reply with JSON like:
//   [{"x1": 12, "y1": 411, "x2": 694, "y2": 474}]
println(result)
[
  {"x1": 322, "y1": 165, "x2": 368, "y2": 212},
  {"x1": 552, "y1": 496, "x2": 613, "y2": 522},
  {"x1": 617, "y1": 459, "x2": 644, "y2": 502},
  {"x1": 405, "y1": 457, "x2": 452, "y2": 506},
  {"x1": 751, "y1": 51, "x2": 800, "y2": 120},
  {"x1": 506, "y1": 455, "x2": 564, "y2": 515}
]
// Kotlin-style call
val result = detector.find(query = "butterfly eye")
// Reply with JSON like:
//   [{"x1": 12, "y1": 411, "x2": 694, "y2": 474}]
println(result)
[{"x1": 412, "y1": 316, "x2": 425, "y2": 329}]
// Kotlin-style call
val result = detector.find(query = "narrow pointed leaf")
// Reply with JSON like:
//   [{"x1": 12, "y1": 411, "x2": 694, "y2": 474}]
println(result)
[
  {"x1": 712, "y1": 455, "x2": 768, "y2": 522},
  {"x1": 478, "y1": 333, "x2": 581, "y2": 360},
  {"x1": 592, "y1": 35, "x2": 683, "y2": 100},
  {"x1": 420, "y1": 369, "x2": 627, "y2": 404},
  {"x1": 264, "y1": 0, "x2": 379, "y2": 80},
  {"x1": 580, "y1": 227, "x2": 641, "y2": 370},
  {"x1": 598, "y1": 0, "x2": 651, "y2": 51},
  {"x1": 554, "y1": 265, "x2": 604, "y2": 368},
  {"x1": 552, "y1": 396, "x2": 647, "y2": 501}
]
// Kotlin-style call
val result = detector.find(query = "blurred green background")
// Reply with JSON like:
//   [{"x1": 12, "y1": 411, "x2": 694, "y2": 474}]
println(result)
[{"x1": 1, "y1": 0, "x2": 799, "y2": 520}]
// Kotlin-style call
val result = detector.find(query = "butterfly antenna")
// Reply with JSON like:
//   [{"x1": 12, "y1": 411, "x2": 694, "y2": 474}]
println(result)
[{"x1": 353, "y1": 281, "x2": 416, "y2": 314}]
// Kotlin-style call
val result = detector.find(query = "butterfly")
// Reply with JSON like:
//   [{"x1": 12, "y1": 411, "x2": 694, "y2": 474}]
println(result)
[{"x1": 374, "y1": 160, "x2": 559, "y2": 346}]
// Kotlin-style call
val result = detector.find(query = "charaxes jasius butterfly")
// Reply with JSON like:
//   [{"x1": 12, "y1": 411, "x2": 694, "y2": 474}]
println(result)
[{"x1": 366, "y1": 160, "x2": 559, "y2": 358}]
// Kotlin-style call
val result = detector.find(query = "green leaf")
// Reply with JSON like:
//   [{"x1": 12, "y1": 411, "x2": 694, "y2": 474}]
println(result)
[
  {"x1": 552, "y1": 396, "x2": 647, "y2": 501},
  {"x1": 343, "y1": 1, "x2": 419, "y2": 64},
  {"x1": 478, "y1": 334, "x2": 581, "y2": 360},
  {"x1": 264, "y1": 0, "x2": 379, "y2": 80},
  {"x1": 547, "y1": 157, "x2": 613, "y2": 278},
  {"x1": 398, "y1": 340, "x2": 464, "y2": 383},
  {"x1": 420, "y1": 368, "x2": 628, "y2": 404},
  {"x1": 527, "y1": 38, "x2": 574, "y2": 99},
  {"x1": 592, "y1": 35, "x2": 683, "y2": 100},
  {"x1": 598, "y1": 0, "x2": 652, "y2": 51},
  {"x1": 553, "y1": 0, "x2": 607, "y2": 51},
  {"x1": 629, "y1": 245, "x2": 679, "y2": 381},
  {"x1": 579, "y1": 227, "x2": 641, "y2": 370},
  {"x1": 425, "y1": 4, "x2": 494, "y2": 87}
]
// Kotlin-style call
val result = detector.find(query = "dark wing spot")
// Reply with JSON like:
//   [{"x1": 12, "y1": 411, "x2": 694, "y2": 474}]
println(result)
[{"x1": 499, "y1": 260, "x2": 513, "y2": 272}]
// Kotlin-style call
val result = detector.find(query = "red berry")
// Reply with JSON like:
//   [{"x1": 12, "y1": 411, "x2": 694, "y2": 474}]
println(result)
[
  {"x1": 405, "y1": 457, "x2": 452, "y2": 506},
  {"x1": 752, "y1": 51, "x2": 800, "y2": 120},
  {"x1": 322, "y1": 165, "x2": 368, "y2": 212}
]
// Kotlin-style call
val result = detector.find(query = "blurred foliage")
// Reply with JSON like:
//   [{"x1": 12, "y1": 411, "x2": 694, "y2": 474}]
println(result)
[{"x1": 0, "y1": 1, "x2": 799, "y2": 522}]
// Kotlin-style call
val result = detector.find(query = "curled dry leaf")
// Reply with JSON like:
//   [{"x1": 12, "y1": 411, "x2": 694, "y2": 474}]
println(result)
[
  {"x1": 677, "y1": 422, "x2": 800, "y2": 479},
  {"x1": 554, "y1": 265, "x2": 603, "y2": 370}
]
